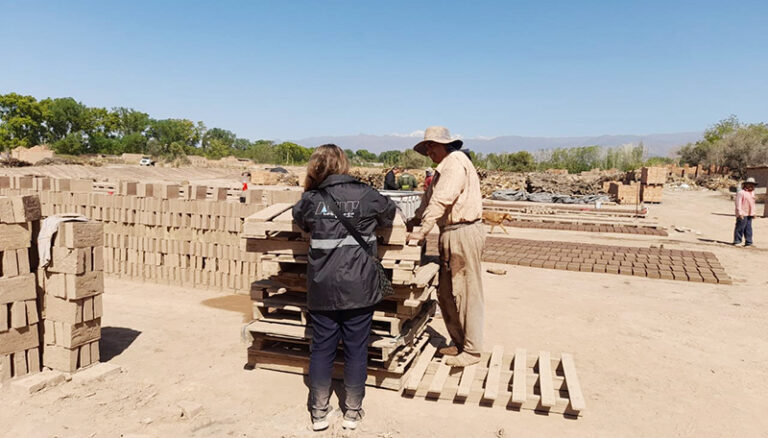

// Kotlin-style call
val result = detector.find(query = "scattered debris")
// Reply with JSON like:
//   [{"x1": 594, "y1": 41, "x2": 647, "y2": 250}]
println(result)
[
  {"x1": 71, "y1": 363, "x2": 122, "y2": 385},
  {"x1": 178, "y1": 401, "x2": 203, "y2": 419},
  {"x1": 10, "y1": 370, "x2": 68, "y2": 394}
]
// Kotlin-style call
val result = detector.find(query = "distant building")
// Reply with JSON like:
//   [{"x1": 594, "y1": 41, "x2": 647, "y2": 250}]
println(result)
[{"x1": 11, "y1": 145, "x2": 54, "y2": 163}]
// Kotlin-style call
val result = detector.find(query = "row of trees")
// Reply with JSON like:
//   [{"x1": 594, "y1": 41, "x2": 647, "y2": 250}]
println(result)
[
  {"x1": 8, "y1": 93, "x2": 763, "y2": 175},
  {"x1": 678, "y1": 116, "x2": 768, "y2": 177},
  {"x1": 0, "y1": 93, "x2": 313, "y2": 163}
]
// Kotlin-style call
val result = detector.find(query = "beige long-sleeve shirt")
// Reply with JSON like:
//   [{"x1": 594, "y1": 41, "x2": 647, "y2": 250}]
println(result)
[{"x1": 416, "y1": 151, "x2": 483, "y2": 235}]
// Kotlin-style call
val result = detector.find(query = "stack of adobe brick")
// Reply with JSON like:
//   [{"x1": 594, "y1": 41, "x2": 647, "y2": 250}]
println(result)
[
  {"x1": 0, "y1": 195, "x2": 42, "y2": 381},
  {"x1": 39, "y1": 220, "x2": 104, "y2": 372},
  {"x1": 640, "y1": 167, "x2": 666, "y2": 203}
]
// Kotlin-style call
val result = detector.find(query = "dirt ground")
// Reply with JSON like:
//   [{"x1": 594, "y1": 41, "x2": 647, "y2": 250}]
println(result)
[{"x1": 1, "y1": 187, "x2": 767, "y2": 438}]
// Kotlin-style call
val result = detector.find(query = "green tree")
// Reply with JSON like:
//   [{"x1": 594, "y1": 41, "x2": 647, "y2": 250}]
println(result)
[
  {"x1": 246, "y1": 140, "x2": 277, "y2": 163},
  {"x1": 355, "y1": 149, "x2": 377, "y2": 162},
  {"x1": 378, "y1": 150, "x2": 402, "y2": 166},
  {"x1": 398, "y1": 149, "x2": 431, "y2": 168},
  {"x1": 202, "y1": 127, "x2": 236, "y2": 156},
  {"x1": 53, "y1": 131, "x2": 86, "y2": 155},
  {"x1": 147, "y1": 119, "x2": 202, "y2": 155},
  {"x1": 0, "y1": 93, "x2": 47, "y2": 148},
  {"x1": 274, "y1": 142, "x2": 312, "y2": 164},
  {"x1": 41, "y1": 97, "x2": 90, "y2": 143}
]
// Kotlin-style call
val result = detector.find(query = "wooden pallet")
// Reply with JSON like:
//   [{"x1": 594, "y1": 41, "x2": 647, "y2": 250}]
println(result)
[
  {"x1": 251, "y1": 295, "x2": 436, "y2": 338},
  {"x1": 246, "y1": 331, "x2": 432, "y2": 390},
  {"x1": 241, "y1": 238, "x2": 424, "y2": 262},
  {"x1": 254, "y1": 290, "x2": 428, "y2": 320},
  {"x1": 250, "y1": 279, "x2": 436, "y2": 310},
  {"x1": 242, "y1": 203, "x2": 410, "y2": 245},
  {"x1": 248, "y1": 305, "x2": 433, "y2": 369},
  {"x1": 403, "y1": 345, "x2": 585, "y2": 417},
  {"x1": 259, "y1": 255, "x2": 439, "y2": 288}
]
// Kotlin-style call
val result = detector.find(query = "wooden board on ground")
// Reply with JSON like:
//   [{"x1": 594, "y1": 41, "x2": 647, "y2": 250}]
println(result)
[{"x1": 403, "y1": 348, "x2": 585, "y2": 417}]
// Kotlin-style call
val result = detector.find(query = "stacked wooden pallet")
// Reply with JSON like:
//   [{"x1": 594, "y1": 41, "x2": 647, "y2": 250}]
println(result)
[
  {"x1": 39, "y1": 221, "x2": 104, "y2": 372},
  {"x1": 404, "y1": 344, "x2": 585, "y2": 417},
  {"x1": 0, "y1": 195, "x2": 42, "y2": 382},
  {"x1": 241, "y1": 203, "x2": 439, "y2": 390},
  {"x1": 640, "y1": 167, "x2": 666, "y2": 203},
  {"x1": 0, "y1": 177, "x2": 266, "y2": 294}
]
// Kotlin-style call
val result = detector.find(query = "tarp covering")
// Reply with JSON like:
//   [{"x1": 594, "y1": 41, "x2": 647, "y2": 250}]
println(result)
[{"x1": 491, "y1": 189, "x2": 611, "y2": 204}]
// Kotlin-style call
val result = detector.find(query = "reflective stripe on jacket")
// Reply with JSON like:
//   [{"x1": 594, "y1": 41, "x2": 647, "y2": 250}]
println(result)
[{"x1": 292, "y1": 174, "x2": 397, "y2": 311}]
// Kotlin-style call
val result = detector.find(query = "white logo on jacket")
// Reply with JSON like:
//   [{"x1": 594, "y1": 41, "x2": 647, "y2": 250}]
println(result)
[{"x1": 316, "y1": 201, "x2": 360, "y2": 218}]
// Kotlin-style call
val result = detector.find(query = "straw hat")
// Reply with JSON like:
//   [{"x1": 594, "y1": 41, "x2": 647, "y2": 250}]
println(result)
[
  {"x1": 413, "y1": 126, "x2": 463, "y2": 156},
  {"x1": 743, "y1": 177, "x2": 757, "y2": 187}
]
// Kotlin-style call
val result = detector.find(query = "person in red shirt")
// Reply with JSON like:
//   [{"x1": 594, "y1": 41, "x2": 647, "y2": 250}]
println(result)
[
  {"x1": 423, "y1": 168, "x2": 434, "y2": 190},
  {"x1": 733, "y1": 177, "x2": 757, "y2": 246}
]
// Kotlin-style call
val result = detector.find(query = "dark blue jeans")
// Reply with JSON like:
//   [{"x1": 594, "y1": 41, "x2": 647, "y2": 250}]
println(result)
[
  {"x1": 308, "y1": 306, "x2": 373, "y2": 421},
  {"x1": 734, "y1": 216, "x2": 754, "y2": 245}
]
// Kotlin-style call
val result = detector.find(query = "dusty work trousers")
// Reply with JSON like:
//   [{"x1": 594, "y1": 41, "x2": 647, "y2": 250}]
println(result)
[
  {"x1": 308, "y1": 306, "x2": 373, "y2": 421},
  {"x1": 437, "y1": 221, "x2": 486, "y2": 354}
]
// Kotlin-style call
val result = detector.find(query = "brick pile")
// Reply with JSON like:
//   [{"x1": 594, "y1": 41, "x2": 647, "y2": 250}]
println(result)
[
  {"x1": 0, "y1": 195, "x2": 42, "y2": 382},
  {"x1": 497, "y1": 219, "x2": 668, "y2": 236},
  {"x1": 480, "y1": 238, "x2": 732, "y2": 284},
  {"x1": 40, "y1": 221, "x2": 104, "y2": 372},
  {"x1": 640, "y1": 167, "x2": 665, "y2": 203},
  {"x1": 608, "y1": 182, "x2": 640, "y2": 205},
  {"x1": 425, "y1": 236, "x2": 732, "y2": 284},
  {"x1": 0, "y1": 176, "x2": 273, "y2": 294}
]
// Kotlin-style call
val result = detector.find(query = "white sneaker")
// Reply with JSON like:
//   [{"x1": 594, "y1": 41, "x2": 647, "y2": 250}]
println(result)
[
  {"x1": 341, "y1": 418, "x2": 358, "y2": 430},
  {"x1": 311, "y1": 406, "x2": 333, "y2": 432},
  {"x1": 312, "y1": 418, "x2": 330, "y2": 432}
]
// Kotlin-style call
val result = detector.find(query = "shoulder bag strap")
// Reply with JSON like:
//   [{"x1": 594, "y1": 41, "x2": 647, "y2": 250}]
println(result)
[{"x1": 318, "y1": 189, "x2": 373, "y2": 255}]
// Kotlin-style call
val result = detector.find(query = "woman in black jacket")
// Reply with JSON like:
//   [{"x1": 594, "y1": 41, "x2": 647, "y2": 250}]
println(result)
[{"x1": 292, "y1": 144, "x2": 396, "y2": 431}]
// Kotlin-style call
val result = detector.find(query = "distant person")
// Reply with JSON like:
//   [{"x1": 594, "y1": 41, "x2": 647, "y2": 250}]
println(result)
[
  {"x1": 733, "y1": 177, "x2": 757, "y2": 246},
  {"x1": 397, "y1": 171, "x2": 417, "y2": 191},
  {"x1": 424, "y1": 169, "x2": 434, "y2": 190},
  {"x1": 292, "y1": 144, "x2": 396, "y2": 431},
  {"x1": 241, "y1": 171, "x2": 250, "y2": 191},
  {"x1": 383, "y1": 166, "x2": 400, "y2": 190}
]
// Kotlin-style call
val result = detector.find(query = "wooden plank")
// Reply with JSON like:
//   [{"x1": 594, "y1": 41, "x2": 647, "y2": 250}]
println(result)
[
  {"x1": 245, "y1": 203, "x2": 293, "y2": 223},
  {"x1": 483, "y1": 345, "x2": 504, "y2": 401},
  {"x1": 561, "y1": 353, "x2": 585, "y2": 413},
  {"x1": 538, "y1": 351, "x2": 556, "y2": 408},
  {"x1": 405, "y1": 341, "x2": 438, "y2": 391},
  {"x1": 427, "y1": 360, "x2": 452, "y2": 396},
  {"x1": 511, "y1": 348, "x2": 527, "y2": 404},
  {"x1": 455, "y1": 363, "x2": 478, "y2": 398}
]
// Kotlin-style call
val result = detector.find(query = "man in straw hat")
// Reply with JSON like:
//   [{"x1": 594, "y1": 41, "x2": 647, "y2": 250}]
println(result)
[
  {"x1": 407, "y1": 126, "x2": 485, "y2": 367},
  {"x1": 734, "y1": 177, "x2": 757, "y2": 246}
]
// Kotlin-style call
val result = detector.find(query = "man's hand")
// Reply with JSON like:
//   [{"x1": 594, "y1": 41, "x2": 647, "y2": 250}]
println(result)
[
  {"x1": 407, "y1": 231, "x2": 426, "y2": 242},
  {"x1": 738, "y1": 214, "x2": 744, "y2": 220}
]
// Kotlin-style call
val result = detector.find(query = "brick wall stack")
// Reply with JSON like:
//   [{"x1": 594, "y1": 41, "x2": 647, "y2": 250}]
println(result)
[
  {"x1": 0, "y1": 176, "x2": 271, "y2": 294},
  {"x1": 39, "y1": 221, "x2": 104, "y2": 372},
  {"x1": 640, "y1": 167, "x2": 665, "y2": 203},
  {"x1": 608, "y1": 182, "x2": 640, "y2": 205},
  {"x1": 0, "y1": 195, "x2": 42, "y2": 382}
]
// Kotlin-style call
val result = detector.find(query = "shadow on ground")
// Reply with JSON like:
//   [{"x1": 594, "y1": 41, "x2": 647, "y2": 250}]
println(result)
[
  {"x1": 201, "y1": 294, "x2": 253, "y2": 322},
  {"x1": 100, "y1": 327, "x2": 141, "y2": 361}
]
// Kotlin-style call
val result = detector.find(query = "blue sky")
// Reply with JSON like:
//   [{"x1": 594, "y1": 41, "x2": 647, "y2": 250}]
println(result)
[{"x1": 1, "y1": 0, "x2": 766, "y2": 141}]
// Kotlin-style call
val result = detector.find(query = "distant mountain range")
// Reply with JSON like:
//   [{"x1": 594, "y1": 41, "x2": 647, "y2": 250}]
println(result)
[{"x1": 294, "y1": 131, "x2": 703, "y2": 157}]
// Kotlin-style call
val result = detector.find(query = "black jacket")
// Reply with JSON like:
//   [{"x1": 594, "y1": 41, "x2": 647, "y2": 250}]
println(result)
[
  {"x1": 383, "y1": 170, "x2": 398, "y2": 190},
  {"x1": 292, "y1": 174, "x2": 397, "y2": 311}
]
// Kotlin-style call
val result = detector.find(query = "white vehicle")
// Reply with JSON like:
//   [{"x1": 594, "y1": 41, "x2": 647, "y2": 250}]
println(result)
[{"x1": 139, "y1": 157, "x2": 154, "y2": 166}]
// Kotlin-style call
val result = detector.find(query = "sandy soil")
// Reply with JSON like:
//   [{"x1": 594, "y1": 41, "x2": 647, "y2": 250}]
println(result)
[{"x1": 1, "y1": 187, "x2": 767, "y2": 438}]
